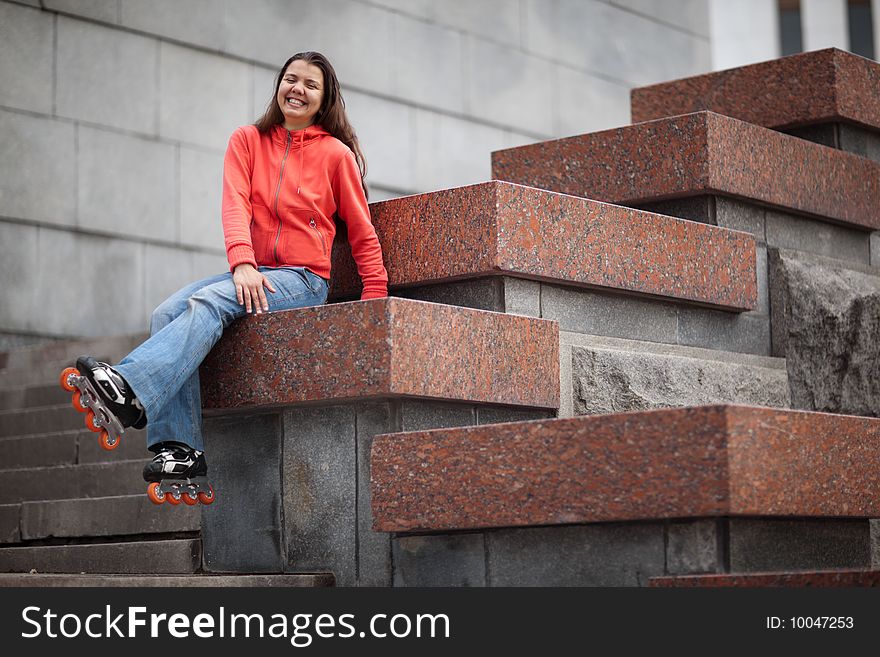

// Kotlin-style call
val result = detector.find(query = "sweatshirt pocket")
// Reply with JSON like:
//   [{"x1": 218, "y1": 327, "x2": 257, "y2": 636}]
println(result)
[
  {"x1": 249, "y1": 201, "x2": 275, "y2": 265},
  {"x1": 308, "y1": 216, "x2": 328, "y2": 257}
]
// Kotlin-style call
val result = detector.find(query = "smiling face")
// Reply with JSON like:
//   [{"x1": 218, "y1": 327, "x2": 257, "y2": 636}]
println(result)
[{"x1": 276, "y1": 59, "x2": 325, "y2": 130}]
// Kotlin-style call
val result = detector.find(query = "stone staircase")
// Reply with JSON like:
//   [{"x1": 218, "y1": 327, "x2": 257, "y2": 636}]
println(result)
[
  {"x1": 1, "y1": 47, "x2": 877, "y2": 587},
  {"x1": 0, "y1": 336, "x2": 330, "y2": 586}
]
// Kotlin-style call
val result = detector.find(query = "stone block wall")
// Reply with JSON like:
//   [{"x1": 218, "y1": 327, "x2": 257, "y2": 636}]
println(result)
[{"x1": 0, "y1": 0, "x2": 711, "y2": 344}]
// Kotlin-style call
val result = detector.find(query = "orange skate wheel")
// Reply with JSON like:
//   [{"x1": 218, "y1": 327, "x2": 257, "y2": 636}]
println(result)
[
  {"x1": 84, "y1": 410, "x2": 102, "y2": 432},
  {"x1": 181, "y1": 490, "x2": 198, "y2": 506},
  {"x1": 60, "y1": 367, "x2": 78, "y2": 392},
  {"x1": 98, "y1": 430, "x2": 119, "y2": 451},
  {"x1": 166, "y1": 491, "x2": 181, "y2": 506},
  {"x1": 197, "y1": 485, "x2": 215, "y2": 505},
  {"x1": 147, "y1": 482, "x2": 165, "y2": 505},
  {"x1": 71, "y1": 390, "x2": 88, "y2": 412}
]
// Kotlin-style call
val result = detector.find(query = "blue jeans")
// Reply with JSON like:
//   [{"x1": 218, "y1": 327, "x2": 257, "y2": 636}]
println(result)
[{"x1": 114, "y1": 266, "x2": 329, "y2": 452}]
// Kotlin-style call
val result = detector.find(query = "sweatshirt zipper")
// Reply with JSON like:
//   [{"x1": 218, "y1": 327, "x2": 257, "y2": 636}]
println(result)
[
  {"x1": 272, "y1": 130, "x2": 293, "y2": 265},
  {"x1": 310, "y1": 218, "x2": 327, "y2": 256}
]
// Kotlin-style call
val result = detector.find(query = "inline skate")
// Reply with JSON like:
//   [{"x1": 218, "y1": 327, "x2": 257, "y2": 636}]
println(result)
[
  {"x1": 144, "y1": 442, "x2": 215, "y2": 506},
  {"x1": 59, "y1": 356, "x2": 146, "y2": 450}
]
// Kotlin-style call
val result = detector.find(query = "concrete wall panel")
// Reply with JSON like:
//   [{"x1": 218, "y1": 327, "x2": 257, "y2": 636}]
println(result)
[
  {"x1": 0, "y1": 2, "x2": 53, "y2": 114},
  {"x1": 466, "y1": 37, "x2": 554, "y2": 135},
  {"x1": 56, "y1": 16, "x2": 158, "y2": 134},
  {"x1": 158, "y1": 42, "x2": 251, "y2": 150},
  {"x1": 77, "y1": 126, "x2": 177, "y2": 242},
  {"x1": 44, "y1": 0, "x2": 118, "y2": 23},
  {"x1": 179, "y1": 146, "x2": 225, "y2": 251},
  {"x1": 0, "y1": 111, "x2": 76, "y2": 226},
  {"x1": 394, "y1": 14, "x2": 464, "y2": 114},
  {"x1": 119, "y1": 0, "x2": 225, "y2": 51},
  {"x1": 0, "y1": 222, "x2": 39, "y2": 334},
  {"x1": 35, "y1": 228, "x2": 144, "y2": 336}
]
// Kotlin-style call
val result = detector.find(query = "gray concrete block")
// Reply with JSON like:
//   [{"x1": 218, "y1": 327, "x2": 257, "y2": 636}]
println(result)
[
  {"x1": 0, "y1": 460, "x2": 144, "y2": 504},
  {"x1": 0, "y1": 222, "x2": 38, "y2": 335},
  {"x1": 394, "y1": 278, "x2": 505, "y2": 312},
  {"x1": 317, "y1": 0, "x2": 395, "y2": 94},
  {"x1": 666, "y1": 519, "x2": 722, "y2": 575},
  {"x1": 283, "y1": 405, "x2": 357, "y2": 584},
  {"x1": 78, "y1": 428, "x2": 151, "y2": 464},
  {"x1": 429, "y1": 0, "x2": 522, "y2": 46},
  {"x1": 191, "y1": 251, "x2": 229, "y2": 282},
  {"x1": 0, "y1": 538, "x2": 201, "y2": 573},
  {"x1": 783, "y1": 124, "x2": 838, "y2": 148},
  {"x1": 0, "y1": 505, "x2": 20, "y2": 544},
  {"x1": 571, "y1": 339, "x2": 789, "y2": 415},
  {"x1": 714, "y1": 196, "x2": 766, "y2": 240},
  {"x1": 119, "y1": 0, "x2": 223, "y2": 50},
  {"x1": 676, "y1": 308, "x2": 771, "y2": 356},
  {"x1": 56, "y1": 16, "x2": 158, "y2": 133},
  {"x1": 35, "y1": 229, "x2": 145, "y2": 337},
  {"x1": 179, "y1": 147, "x2": 225, "y2": 251},
  {"x1": 143, "y1": 245, "x2": 195, "y2": 328},
  {"x1": 159, "y1": 42, "x2": 251, "y2": 150},
  {"x1": 201, "y1": 413, "x2": 284, "y2": 573},
  {"x1": 252, "y1": 65, "x2": 277, "y2": 125},
  {"x1": 466, "y1": 38, "x2": 553, "y2": 135},
  {"x1": 871, "y1": 232, "x2": 879, "y2": 268},
  {"x1": 838, "y1": 124, "x2": 880, "y2": 164},
  {"x1": 765, "y1": 209, "x2": 870, "y2": 265},
  {"x1": 502, "y1": 277, "x2": 541, "y2": 317},
  {"x1": 395, "y1": 15, "x2": 463, "y2": 115},
  {"x1": 609, "y1": 0, "x2": 710, "y2": 37},
  {"x1": 768, "y1": 249, "x2": 880, "y2": 415},
  {"x1": 0, "y1": 112, "x2": 76, "y2": 226},
  {"x1": 0, "y1": 433, "x2": 76, "y2": 469},
  {"x1": 476, "y1": 406, "x2": 554, "y2": 425},
  {"x1": 355, "y1": 403, "x2": 393, "y2": 587},
  {"x1": 393, "y1": 533, "x2": 486, "y2": 586},
  {"x1": 728, "y1": 519, "x2": 871, "y2": 572},
  {"x1": 78, "y1": 126, "x2": 177, "y2": 242},
  {"x1": 0, "y1": 404, "x2": 88, "y2": 438},
  {"x1": 555, "y1": 66, "x2": 630, "y2": 137},
  {"x1": 21, "y1": 494, "x2": 200, "y2": 540},
  {"x1": 0, "y1": 2, "x2": 53, "y2": 113},
  {"x1": 399, "y1": 400, "x2": 475, "y2": 432},
  {"x1": 414, "y1": 109, "x2": 509, "y2": 191},
  {"x1": 223, "y1": 0, "x2": 323, "y2": 73},
  {"x1": 540, "y1": 283, "x2": 678, "y2": 343},
  {"x1": 487, "y1": 522, "x2": 666, "y2": 586},
  {"x1": 345, "y1": 90, "x2": 416, "y2": 192},
  {"x1": 636, "y1": 196, "x2": 715, "y2": 224},
  {"x1": 0, "y1": 573, "x2": 334, "y2": 586},
  {"x1": 523, "y1": 0, "x2": 709, "y2": 86},
  {"x1": 44, "y1": 0, "x2": 119, "y2": 23},
  {"x1": 0, "y1": 386, "x2": 65, "y2": 412}
]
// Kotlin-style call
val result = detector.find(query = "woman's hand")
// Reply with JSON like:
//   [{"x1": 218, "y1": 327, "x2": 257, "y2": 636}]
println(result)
[{"x1": 233, "y1": 264, "x2": 277, "y2": 314}]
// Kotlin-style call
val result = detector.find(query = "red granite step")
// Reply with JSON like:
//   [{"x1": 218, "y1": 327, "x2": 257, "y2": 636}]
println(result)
[
  {"x1": 371, "y1": 404, "x2": 880, "y2": 532},
  {"x1": 491, "y1": 111, "x2": 880, "y2": 230},
  {"x1": 631, "y1": 48, "x2": 880, "y2": 134},
  {"x1": 328, "y1": 181, "x2": 757, "y2": 311},
  {"x1": 649, "y1": 570, "x2": 880, "y2": 587},
  {"x1": 201, "y1": 297, "x2": 559, "y2": 412}
]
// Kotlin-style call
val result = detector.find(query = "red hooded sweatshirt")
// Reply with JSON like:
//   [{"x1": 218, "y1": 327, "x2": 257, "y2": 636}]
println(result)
[{"x1": 221, "y1": 123, "x2": 388, "y2": 300}]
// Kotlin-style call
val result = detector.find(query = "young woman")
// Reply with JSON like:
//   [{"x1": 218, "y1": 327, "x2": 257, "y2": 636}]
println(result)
[{"x1": 60, "y1": 52, "x2": 388, "y2": 505}]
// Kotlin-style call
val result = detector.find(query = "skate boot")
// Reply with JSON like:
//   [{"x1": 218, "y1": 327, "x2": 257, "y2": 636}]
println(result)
[
  {"x1": 143, "y1": 442, "x2": 215, "y2": 506},
  {"x1": 59, "y1": 356, "x2": 146, "y2": 450}
]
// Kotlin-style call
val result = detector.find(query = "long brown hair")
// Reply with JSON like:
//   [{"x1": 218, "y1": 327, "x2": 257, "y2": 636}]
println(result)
[{"x1": 255, "y1": 51, "x2": 368, "y2": 199}]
